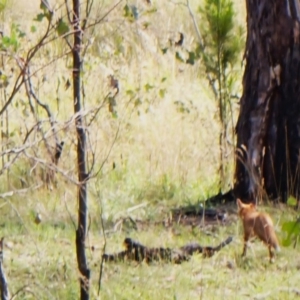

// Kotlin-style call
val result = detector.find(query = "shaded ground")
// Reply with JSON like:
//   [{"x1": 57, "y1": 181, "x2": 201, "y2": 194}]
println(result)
[{"x1": 110, "y1": 202, "x2": 238, "y2": 234}]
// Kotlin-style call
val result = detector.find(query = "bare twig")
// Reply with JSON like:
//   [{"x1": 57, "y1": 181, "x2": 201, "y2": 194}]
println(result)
[
  {"x1": 97, "y1": 200, "x2": 106, "y2": 296},
  {"x1": 127, "y1": 202, "x2": 148, "y2": 213},
  {"x1": 6, "y1": 200, "x2": 42, "y2": 258},
  {"x1": 10, "y1": 285, "x2": 32, "y2": 300},
  {"x1": 85, "y1": 0, "x2": 124, "y2": 31},
  {"x1": 0, "y1": 184, "x2": 42, "y2": 199},
  {"x1": 10, "y1": 280, "x2": 55, "y2": 300},
  {"x1": 186, "y1": 0, "x2": 204, "y2": 47},
  {"x1": 0, "y1": 140, "x2": 43, "y2": 176},
  {"x1": 0, "y1": 105, "x2": 97, "y2": 176},
  {"x1": 24, "y1": 67, "x2": 58, "y2": 162},
  {"x1": 64, "y1": 0, "x2": 72, "y2": 24},
  {"x1": 63, "y1": 192, "x2": 77, "y2": 230},
  {"x1": 0, "y1": 12, "x2": 54, "y2": 117},
  {"x1": 82, "y1": 0, "x2": 94, "y2": 32},
  {"x1": 24, "y1": 154, "x2": 79, "y2": 185},
  {"x1": 87, "y1": 93, "x2": 110, "y2": 127},
  {"x1": 89, "y1": 122, "x2": 120, "y2": 178}
]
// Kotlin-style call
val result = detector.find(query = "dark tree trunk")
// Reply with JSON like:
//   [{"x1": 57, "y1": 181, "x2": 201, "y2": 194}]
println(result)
[
  {"x1": 0, "y1": 238, "x2": 10, "y2": 300},
  {"x1": 234, "y1": 0, "x2": 300, "y2": 203},
  {"x1": 72, "y1": 0, "x2": 90, "y2": 299}
]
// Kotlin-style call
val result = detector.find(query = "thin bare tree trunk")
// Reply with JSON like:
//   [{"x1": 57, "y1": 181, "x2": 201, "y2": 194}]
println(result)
[
  {"x1": 0, "y1": 238, "x2": 10, "y2": 300},
  {"x1": 235, "y1": 0, "x2": 300, "y2": 203},
  {"x1": 72, "y1": 0, "x2": 90, "y2": 299}
]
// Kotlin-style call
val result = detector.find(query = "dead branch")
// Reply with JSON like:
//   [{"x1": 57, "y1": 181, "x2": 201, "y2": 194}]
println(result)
[
  {"x1": 24, "y1": 153, "x2": 79, "y2": 185},
  {"x1": 0, "y1": 105, "x2": 100, "y2": 178},
  {"x1": 24, "y1": 67, "x2": 58, "y2": 163},
  {"x1": 0, "y1": 10, "x2": 54, "y2": 117},
  {"x1": 63, "y1": 192, "x2": 77, "y2": 229},
  {"x1": 89, "y1": 122, "x2": 120, "y2": 178},
  {"x1": 84, "y1": 0, "x2": 124, "y2": 31},
  {"x1": 0, "y1": 184, "x2": 42, "y2": 199},
  {"x1": 87, "y1": 93, "x2": 110, "y2": 127}
]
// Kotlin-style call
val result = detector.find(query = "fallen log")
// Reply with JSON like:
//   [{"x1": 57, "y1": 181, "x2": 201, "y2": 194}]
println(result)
[{"x1": 103, "y1": 236, "x2": 233, "y2": 264}]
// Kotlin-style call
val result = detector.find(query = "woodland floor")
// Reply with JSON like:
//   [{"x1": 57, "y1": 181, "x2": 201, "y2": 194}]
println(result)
[{"x1": 1, "y1": 193, "x2": 299, "y2": 300}]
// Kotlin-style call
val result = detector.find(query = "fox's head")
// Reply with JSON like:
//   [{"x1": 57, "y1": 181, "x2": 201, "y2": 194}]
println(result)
[{"x1": 236, "y1": 198, "x2": 256, "y2": 216}]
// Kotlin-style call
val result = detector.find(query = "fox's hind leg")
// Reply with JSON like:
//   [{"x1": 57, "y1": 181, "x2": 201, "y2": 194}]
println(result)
[
  {"x1": 242, "y1": 241, "x2": 247, "y2": 257},
  {"x1": 268, "y1": 245, "x2": 275, "y2": 263}
]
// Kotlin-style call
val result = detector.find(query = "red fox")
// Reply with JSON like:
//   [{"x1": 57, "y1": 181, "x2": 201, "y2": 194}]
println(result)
[{"x1": 237, "y1": 198, "x2": 280, "y2": 262}]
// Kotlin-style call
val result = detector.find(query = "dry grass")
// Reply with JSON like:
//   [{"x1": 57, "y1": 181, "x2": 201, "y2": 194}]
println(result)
[{"x1": 0, "y1": 0, "x2": 299, "y2": 299}]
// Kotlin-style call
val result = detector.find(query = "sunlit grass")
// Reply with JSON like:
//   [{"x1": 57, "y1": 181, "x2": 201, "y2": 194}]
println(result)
[{"x1": 7, "y1": 189, "x2": 298, "y2": 299}]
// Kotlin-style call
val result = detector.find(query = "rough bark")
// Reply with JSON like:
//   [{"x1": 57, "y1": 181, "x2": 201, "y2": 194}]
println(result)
[
  {"x1": 235, "y1": 0, "x2": 300, "y2": 203},
  {"x1": 72, "y1": 0, "x2": 90, "y2": 299}
]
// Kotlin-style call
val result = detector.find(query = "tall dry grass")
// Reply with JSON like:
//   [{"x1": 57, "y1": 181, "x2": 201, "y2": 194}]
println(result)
[{"x1": 0, "y1": 0, "x2": 246, "y2": 217}]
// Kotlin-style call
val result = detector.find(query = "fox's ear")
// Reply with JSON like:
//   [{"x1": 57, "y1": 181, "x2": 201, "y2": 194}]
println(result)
[{"x1": 236, "y1": 198, "x2": 243, "y2": 208}]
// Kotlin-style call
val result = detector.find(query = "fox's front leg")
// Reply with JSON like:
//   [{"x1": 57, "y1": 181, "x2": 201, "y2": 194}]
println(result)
[{"x1": 242, "y1": 230, "x2": 251, "y2": 257}]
